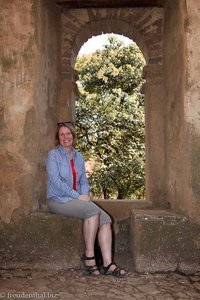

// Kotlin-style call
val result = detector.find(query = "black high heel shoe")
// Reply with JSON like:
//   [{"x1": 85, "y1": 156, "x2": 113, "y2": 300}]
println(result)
[{"x1": 81, "y1": 254, "x2": 100, "y2": 276}]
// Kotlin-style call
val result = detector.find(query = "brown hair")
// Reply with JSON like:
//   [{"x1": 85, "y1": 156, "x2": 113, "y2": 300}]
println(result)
[{"x1": 55, "y1": 122, "x2": 77, "y2": 147}]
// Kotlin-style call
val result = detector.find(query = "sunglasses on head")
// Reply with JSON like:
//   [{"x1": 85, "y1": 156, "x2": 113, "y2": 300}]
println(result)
[{"x1": 57, "y1": 121, "x2": 75, "y2": 127}]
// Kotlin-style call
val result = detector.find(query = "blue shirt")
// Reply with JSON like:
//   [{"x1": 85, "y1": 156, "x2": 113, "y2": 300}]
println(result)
[{"x1": 45, "y1": 145, "x2": 90, "y2": 202}]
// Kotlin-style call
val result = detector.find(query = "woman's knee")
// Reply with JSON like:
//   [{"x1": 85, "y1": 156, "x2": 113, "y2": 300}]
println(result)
[
  {"x1": 85, "y1": 213, "x2": 100, "y2": 221},
  {"x1": 100, "y1": 222, "x2": 111, "y2": 230},
  {"x1": 100, "y1": 212, "x2": 112, "y2": 226}
]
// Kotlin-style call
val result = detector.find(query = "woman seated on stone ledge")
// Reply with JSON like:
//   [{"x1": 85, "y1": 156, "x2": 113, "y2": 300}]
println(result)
[{"x1": 45, "y1": 122, "x2": 126, "y2": 277}]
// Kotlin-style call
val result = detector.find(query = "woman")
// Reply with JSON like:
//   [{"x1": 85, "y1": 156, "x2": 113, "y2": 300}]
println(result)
[{"x1": 45, "y1": 122, "x2": 126, "y2": 277}]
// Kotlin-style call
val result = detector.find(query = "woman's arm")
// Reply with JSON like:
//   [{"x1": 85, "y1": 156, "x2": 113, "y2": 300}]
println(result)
[{"x1": 46, "y1": 151, "x2": 80, "y2": 199}]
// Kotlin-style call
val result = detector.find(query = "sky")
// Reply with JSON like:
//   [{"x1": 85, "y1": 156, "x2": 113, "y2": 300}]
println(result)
[{"x1": 78, "y1": 33, "x2": 133, "y2": 56}]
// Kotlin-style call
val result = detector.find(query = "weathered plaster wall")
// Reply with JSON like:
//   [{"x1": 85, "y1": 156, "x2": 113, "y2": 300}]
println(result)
[
  {"x1": 0, "y1": 0, "x2": 61, "y2": 223},
  {"x1": 186, "y1": 0, "x2": 200, "y2": 221},
  {"x1": 144, "y1": 64, "x2": 166, "y2": 207},
  {"x1": 163, "y1": 0, "x2": 188, "y2": 215},
  {"x1": 32, "y1": 0, "x2": 61, "y2": 209},
  {"x1": 163, "y1": 0, "x2": 200, "y2": 221}
]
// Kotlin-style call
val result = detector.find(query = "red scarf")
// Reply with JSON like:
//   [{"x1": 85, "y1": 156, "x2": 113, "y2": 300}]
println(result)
[{"x1": 70, "y1": 159, "x2": 77, "y2": 190}]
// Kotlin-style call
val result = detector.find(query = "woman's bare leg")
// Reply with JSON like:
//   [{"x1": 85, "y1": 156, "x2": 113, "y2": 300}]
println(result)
[
  {"x1": 82, "y1": 214, "x2": 100, "y2": 275},
  {"x1": 98, "y1": 223, "x2": 112, "y2": 266},
  {"x1": 98, "y1": 223, "x2": 126, "y2": 275}
]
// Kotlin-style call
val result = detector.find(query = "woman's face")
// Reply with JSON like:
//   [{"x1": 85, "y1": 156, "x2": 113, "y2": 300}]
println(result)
[{"x1": 59, "y1": 126, "x2": 73, "y2": 149}]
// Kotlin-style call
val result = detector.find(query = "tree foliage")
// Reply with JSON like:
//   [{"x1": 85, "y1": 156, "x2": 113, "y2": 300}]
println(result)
[{"x1": 75, "y1": 35, "x2": 145, "y2": 199}]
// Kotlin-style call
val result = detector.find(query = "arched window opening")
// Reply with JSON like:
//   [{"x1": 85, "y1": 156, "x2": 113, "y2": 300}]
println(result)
[{"x1": 75, "y1": 33, "x2": 146, "y2": 200}]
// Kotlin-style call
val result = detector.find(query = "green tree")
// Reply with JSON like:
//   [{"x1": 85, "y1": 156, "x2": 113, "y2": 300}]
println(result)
[{"x1": 75, "y1": 35, "x2": 145, "y2": 199}]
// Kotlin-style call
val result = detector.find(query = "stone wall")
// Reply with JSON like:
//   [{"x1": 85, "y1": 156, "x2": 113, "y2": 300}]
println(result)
[
  {"x1": 0, "y1": 200, "x2": 151, "y2": 270},
  {"x1": 131, "y1": 209, "x2": 200, "y2": 273},
  {"x1": 32, "y1": 0, "x2": 61, "y2": 209},
  {"x1": 0, "y1": 211, "x2": 83, "y2": 270},
  {"x1": 163, "y1": 0, "x2": 200, "y2": 222},
  {"x1": 163, "y1": 0, "x2": 188, "y2": 214},
  {"x1": 186, "y1": 0, "x2": 200, "y2": 221},
  {"x1": 0, "y1": 0, "x2": 61, "y2": 223}
]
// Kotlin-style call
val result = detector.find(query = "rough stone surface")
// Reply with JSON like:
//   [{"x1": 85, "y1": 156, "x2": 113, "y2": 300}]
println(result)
[
  {"x1": 1, "y1": 207, "x2": 199, "y2": 274},
  {"x1": 0, "y1": 268, "x2": 200, "y2": 300},
  {"x1": 0, "y1": 211, "x2": 83, "y2": 270},
  {"x1": 186, "y1": 0, "x2": 200, "y2": 221},
  {"x1": 0, "y1": 204, "x2": 136, "y2": 270},
  {"x1": 131, "y1": 209, "x2": 200, "y2": 273},
  {"x1": 0, "y1": 0, "x2": 61, "y2": 223},
  {"x1": 0, "y1": 202, "x2": 143, "y2": 270},
  {"x1": 0, "y1": 0, "x2": 37, "y2": 223},
  {"x1": 94, "y1": 199, "x2": 152, "y2": 221},
  {"x1": 163, "y1": 0, "x2": 191, "y2": 220},
  {"x1": 161, "y1": 0, "x2": 200, "y2": 222}
]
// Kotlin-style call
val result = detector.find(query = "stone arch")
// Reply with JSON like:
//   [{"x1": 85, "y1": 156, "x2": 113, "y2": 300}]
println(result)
[
  {"x1": 61, "y1": 7, "x2": 163, "y2": 76},
  {"x1": 58, "y1": 7, "x2": 166, "y2": 206},
  {"x1": 71, "y1": 19, "x2": 148, "y2": 67}
]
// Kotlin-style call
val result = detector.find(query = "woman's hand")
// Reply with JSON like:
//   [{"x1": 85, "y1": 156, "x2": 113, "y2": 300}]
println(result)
[{"x1": 78, "y1": 194, "x2": 90, "y2": 201}]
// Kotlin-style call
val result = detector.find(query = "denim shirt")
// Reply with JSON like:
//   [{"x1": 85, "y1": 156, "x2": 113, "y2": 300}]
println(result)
[{"x1": 45, "y1": 145, "x2": 90, "y2": 202}]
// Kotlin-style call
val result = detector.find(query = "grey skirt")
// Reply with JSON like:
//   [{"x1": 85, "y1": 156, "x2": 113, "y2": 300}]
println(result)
[{"x1": 47, "y1": 198, "x2": 112, "y2": 227}]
